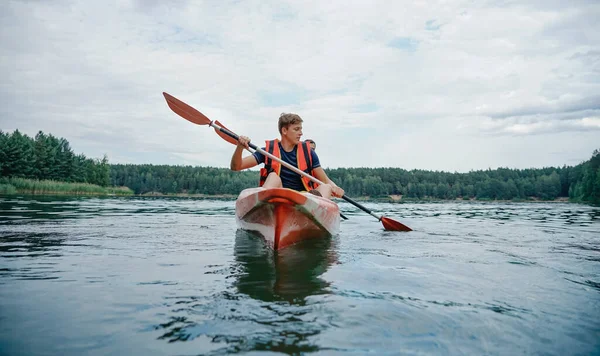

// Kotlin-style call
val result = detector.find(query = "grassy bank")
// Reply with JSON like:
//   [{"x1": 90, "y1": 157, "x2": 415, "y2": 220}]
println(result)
[{"x1": 0, "y1": 177, "x2": 133, "y2": 196}]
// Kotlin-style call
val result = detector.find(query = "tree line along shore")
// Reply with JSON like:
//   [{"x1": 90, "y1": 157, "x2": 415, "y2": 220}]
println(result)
[{"x1": 1, "y1": 130, "x2": 598, "y2": 205}]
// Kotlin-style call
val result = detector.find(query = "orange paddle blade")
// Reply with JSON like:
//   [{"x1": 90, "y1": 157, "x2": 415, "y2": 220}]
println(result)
[
  {"x1": 163, "y1": 92, "x2": 211, "y2": 126},
  {"x1": 214, "y1": 120, "x2": 239, "y2": 145},
  {"x1": 381, "y1": 217, "x2": 412, "y2": 231}
]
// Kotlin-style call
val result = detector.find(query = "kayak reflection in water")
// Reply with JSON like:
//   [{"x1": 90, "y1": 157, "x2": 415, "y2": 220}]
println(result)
[
  {"x1": 230, "y1": 113, "x2": 344, "y2": 200},
  {"x1": 233, "y1": 230, "x2": 339, "y2": 304}
]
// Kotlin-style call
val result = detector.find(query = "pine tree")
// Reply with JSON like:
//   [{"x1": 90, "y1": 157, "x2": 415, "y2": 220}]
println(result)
[{"x1": 2, "y1": 130, "x2": 35, "y2": 178}]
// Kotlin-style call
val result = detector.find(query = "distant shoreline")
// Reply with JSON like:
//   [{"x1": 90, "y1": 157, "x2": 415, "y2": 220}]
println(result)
[
  {"x1": 0, "y1": 192, "x2": 580, "y2": 204},
  {"x1": 0, "y1": 179, "x2": 577, "y2": 203},
  {"x1": 109, "y1": 192, "x2": 576, "y2": 203}
]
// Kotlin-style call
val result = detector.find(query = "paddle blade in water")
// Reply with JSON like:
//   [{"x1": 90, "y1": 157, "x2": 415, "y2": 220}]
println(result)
[
  {"x1": 214, "y1": 120, "x2": 239, "y2": 145},
  {"x1": 381, "y1": 217, "x2": 412, "y2": 231},
  {"x1": 163, "y1": 92, "x2": 211, "y2": 126}
]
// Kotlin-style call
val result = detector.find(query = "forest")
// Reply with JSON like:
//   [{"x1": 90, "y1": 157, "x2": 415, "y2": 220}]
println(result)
[
  {"x1": 1, "y1": 130, "x2": 599, "y2": 205},
  {"x1": 0, "y1": 130, "x2": 110, "y2": 188}
]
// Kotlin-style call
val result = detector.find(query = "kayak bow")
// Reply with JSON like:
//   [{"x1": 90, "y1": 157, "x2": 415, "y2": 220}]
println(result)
[{"x1": 235, "y1": 187, "x2": 341, "y2": 250}]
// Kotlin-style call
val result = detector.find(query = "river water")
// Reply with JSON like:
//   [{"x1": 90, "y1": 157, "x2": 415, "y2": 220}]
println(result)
[{"x1": 0, "y1": 196, "x2": 598, "y2": 355}]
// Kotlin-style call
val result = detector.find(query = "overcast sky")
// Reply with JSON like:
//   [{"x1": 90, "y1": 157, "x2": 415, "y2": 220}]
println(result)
[{"x1": 1, "y1": 0, "x2": 599, "y2": 172}]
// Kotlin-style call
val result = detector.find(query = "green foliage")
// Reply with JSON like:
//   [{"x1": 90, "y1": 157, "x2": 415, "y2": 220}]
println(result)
[
  {"x1": 109, "y1": 151, "x2": 599, "y2": 204},
  {"x1": 569, "y1": 149, "x2": 600, "y2": 205},
  {"x1": 323, "y1": 166, "x2": 581, "y2": 201},
  {"x1": 1, "y1": 130, "x2": 35, "y2": 178},
  {"x1": 1, "y1": 177, "x2": 133, "y2": 196},
  {"x1": 110, "y1": 164, "x2": 257, "y2": 195},
  {"x1": 0, "y1": 130, "x2": 111, "y2": 187},
  {"x1": 0, "y1": 183, "x2": 17, "y2": 194}
]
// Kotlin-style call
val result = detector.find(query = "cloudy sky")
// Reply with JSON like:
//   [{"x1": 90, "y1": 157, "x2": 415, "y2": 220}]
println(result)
[{"x1": 1, "y1": 0, "x2": 599, "y2": 172}]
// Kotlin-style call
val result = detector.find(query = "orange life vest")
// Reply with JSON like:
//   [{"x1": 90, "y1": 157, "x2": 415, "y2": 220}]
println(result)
[{"x1": 259, "y1": 139, "x2": 318, "y2": 190}]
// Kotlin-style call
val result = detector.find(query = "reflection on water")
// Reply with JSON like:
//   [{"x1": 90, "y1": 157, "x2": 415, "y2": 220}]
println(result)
[
  {"x1": 0, "y1": 232, "x2": 66, "y2": 257},
  {"x1": 0, "y1": 232, "x2": 67, "y2": 281},
  {"x1": 233, "y1": 230, "x2": 337, "y2": 304},
  {"x1": 154, "y1": 230, "x2": 339, "y2": 354}
]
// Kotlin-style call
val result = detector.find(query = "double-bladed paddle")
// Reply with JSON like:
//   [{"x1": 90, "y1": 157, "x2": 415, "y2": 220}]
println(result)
[{"x1": 163, "y1": 92, "x2": 412, "y2": 232}]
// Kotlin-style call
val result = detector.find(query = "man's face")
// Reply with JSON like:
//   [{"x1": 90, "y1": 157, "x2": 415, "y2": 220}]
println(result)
[
  {"x1": 309, "y1": 142, "x2": 316, "y2": 150},
  {"x1": 282, "y1": 123, "x2": 303, "y2": 144}
]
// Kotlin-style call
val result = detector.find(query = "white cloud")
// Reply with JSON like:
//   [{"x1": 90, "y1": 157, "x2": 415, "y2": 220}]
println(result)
[{"x1": 1, "y1": 0, "x2": 599, "y2": 172}]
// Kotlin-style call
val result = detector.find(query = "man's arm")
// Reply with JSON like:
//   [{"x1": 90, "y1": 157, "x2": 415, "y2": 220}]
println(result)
[
  {"x1": 230, "y1": 136, "x2": 259, "y2": 171},
  {"x1": 312, "y1": 167, "x2": 344, "y2": 197}
]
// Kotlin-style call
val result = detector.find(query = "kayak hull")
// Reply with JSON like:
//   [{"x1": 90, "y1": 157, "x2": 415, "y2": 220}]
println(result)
[{"x1": 235, "y1": 187, "x2": 341, "y2": 250}]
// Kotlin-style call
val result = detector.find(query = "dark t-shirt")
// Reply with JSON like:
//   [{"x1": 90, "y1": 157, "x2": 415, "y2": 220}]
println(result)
[{"x1": 253, "y1": 142, "x2": 321, "y2": 191}]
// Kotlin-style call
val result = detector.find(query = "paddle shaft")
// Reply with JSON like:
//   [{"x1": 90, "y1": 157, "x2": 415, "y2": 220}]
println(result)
[{"x1": 210, "y1": 121, "x2": 384, "y2": 222}]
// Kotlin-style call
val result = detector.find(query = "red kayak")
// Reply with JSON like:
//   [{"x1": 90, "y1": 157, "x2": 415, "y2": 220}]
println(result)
[{"x1": 235, "y1": 187, "x2": 341, "y2": 250}]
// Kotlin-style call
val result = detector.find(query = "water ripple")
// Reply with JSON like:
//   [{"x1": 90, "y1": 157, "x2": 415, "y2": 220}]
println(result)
[{"x1": 0, "y1": 196, "x2": 598, "y2": 355}]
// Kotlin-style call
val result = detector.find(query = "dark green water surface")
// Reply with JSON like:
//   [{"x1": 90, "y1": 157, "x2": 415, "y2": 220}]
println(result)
[{"x1": 0, "y1": 196, "x2": 598, "y2": 355}]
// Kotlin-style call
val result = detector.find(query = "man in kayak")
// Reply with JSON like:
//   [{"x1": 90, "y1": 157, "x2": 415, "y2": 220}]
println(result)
[
  {"x1": 305, "y1": 139, "x2": 316, "y2": 150},
  {"x1": 230, "y1": 113, "x2": 344, "y2": 200}
]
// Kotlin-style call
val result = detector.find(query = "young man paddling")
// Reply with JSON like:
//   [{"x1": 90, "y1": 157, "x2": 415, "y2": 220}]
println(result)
[{"x1": 230, "y1": 113, "x2": 344, "y2": 200}]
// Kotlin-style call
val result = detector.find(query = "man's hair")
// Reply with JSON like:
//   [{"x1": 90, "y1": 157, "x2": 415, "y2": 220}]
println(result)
[{"x1": 278, "y1": 113, "x2": 303, "y2": 134}]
